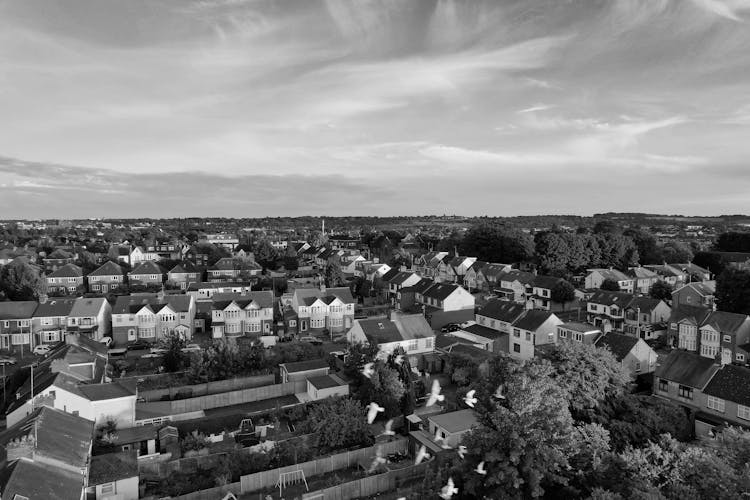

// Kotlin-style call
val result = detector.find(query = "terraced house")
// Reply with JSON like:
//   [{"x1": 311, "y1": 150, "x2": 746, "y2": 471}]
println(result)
[
  {"x1": 32, "y1": 297, "x2": 76, "y2": 345},
  {"x1": 67, "y1": 297, "x2": 111, "y2": 342},
  {"x1": 0, "y1": 301, "x2": 37, "y2": 352},
  {"x1": 45, "y1": 263, "x2": 84, "y2": 295},
  {"x1": 87, "y1": 260, "x2": 125, "y2": 293},
  {"x1": 209, "y1": 291, "x2": 274, "y2": 338},
  {"x1": 112, "y1": 293, "x2": 195, "y2": 345}
]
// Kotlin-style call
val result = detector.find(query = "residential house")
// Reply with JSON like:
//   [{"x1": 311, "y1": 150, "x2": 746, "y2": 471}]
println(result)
[
  {"x1": 207, "y1": 257, "x2": 262, "y2": 282},
  {"x1": 290, "y1": 287, "x2": 356, "y2": 334},
  {"x1": 340, "y1": 254, "x2": 367, "y2": 276},
  {"x1": 479, "y1": 263, "x2": 516, "y2": 293},
  {"x1": 586, "y1": 290, "x2": 635, "y2": 332},
  {"x1": 377, "y1": 268, "x2": 401, "y2": 302},
  {"x1": 232, "y1": 244, "x2": 254, "y2": 260},
  {"x1": 86, "y1": 451, "x2": 139, "y2": 500},
  {"x1": 202, "y1": 233, "x2": 239, "y2": 251},
  {"x1": 417, "y1": 282, "x2": 476, "y2": 328},
  {"x1": 209, "y1": 291, "x2": 274, "y2": 338},
  {"x1": 427, "y1": 409, "x2": 479, "y2": 448},
  {"x1": 348, "y1": 312, "x2": 435, "y2": 357},
  {"x1": 0, "y1": 301, "x2": 37, "y2": 353},
  {"x1": 32, "y1": 297, "x2": 77, "y2": 346},
  {"x1": 145, "y1": 241, "x2": 184, "y2": 261},
  {"x1": 279, "y1": 358, "x2": 329, "y2": 383},
  {"x1": 596, "y1": 332, "x2": 658, "y2": 375},
  {"x1": 694, "y1": 364, "x2": 750, "y2": 436},
  {"x1": 42, "y1": 248, "x2": 76, "y2": 273},
  {"x1": 670, "y1": 304, "x2": 713, "y2": 353},
  {"x1": 46, "y1": 263, "x2": 85, "y2": 295},
  {"x1": 626, "y1": 266, "x2": 660, "y2": 294},
  {"x1": 412, "y1": 251, "x2": 449, "y2": 280},
  {"x1": 622, "y1": 296, "x2": 671, "y2": 340},
  {"x1": 443, "y1": 256, "x2": 477, "y2": 284},
  {"x1": 167, "y1": 261, "x2": 203, "y2": 290},
  {"x1": 112, "y1": 293, "x2": 196, "y2": 345},
  {"x1": 476, "y1": 300, "x2": 527, "y2": 334},
  {"x1": 653, "y1": 349, "x2": 720, "y2": 413},
  {"x1": 328, "y1": 235, "x2": 361, "y2": 250},
  {"x1": 305, "y1": 374, "x2": 350, "y2": 401},
  {"x1": 87, "y1": 261, "x2": 125, "y2": 293},
  {"x1": 643, "y1": 264, "x2": 686, "y2": 287},
  {"x1": 186, "y1": 281, "x2": 254, "y2": 300},
  {"x1": 396, "y1": 277, "x2": 434, "y2": 312},
  {"x1": 696, "y1": 311, "x2": 750, "y2": 365},
  {"x1": 184, "y1": 245, "x2": 211, "y2": 267},
  {"x1": 68, "y1": 297, "x2": 111, "y2": 341},
  {"x1": 556, "y1": 322, "x2": 602, "y2": 345},
  {"x1": 670, "y1": 262, "x2": 712, "y2": 282},
  {"x1": 0, "y1": 406, "x2": 93, "y2": 500},
  {"x1": 462, "y1": 261, "x2": 487, "y2": 291},
  {"x1": 672, "y1": 281, "x2": 716, "y2": 309},
  {"x1": 584, "y1": 268, "x2": 635, "y2": 293},
  {"x1": 508, "y1": 310, "x2": 562, "y2": 360},
  {"x1": 389, "y1": 271, "x2": 423, "y2": 307},
  {"x1": 127, "y1": 261, "x2": 166, "y2": 289},
  {"x1": 451, "y1": 324, "x2": 509, "y2": 354},
  {"x1": 495, "y1": 269, "x2": 536, "y2": 303},
  {"x1": 527, "y1": 275, "x2": 564, "y2": 311}
]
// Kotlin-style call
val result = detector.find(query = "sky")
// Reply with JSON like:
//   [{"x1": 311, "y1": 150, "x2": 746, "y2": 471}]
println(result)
[{"x1": 1, "y1": 0, "x2": 750, "y2": 218}]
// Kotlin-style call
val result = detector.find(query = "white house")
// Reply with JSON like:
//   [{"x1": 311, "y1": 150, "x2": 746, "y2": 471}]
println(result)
[
  {"x1": 585, "y1": 268, "x2": 635, "y2": 293},
  {"x1": 291, "y1": 287, "x2": 356, "y2": 333},
  {"x1": 348, "y1": 313, "x2": 435, "y2": 357},
  {"x1": 305, "y1": 374, "x2": 350, "y2": 401},
  {"x1": 416, "y1": 283, "x2": 475, "y2": 312},
  {"x1": 556, "y1": 322, "x2": 602, "y2": 345},
  {"x1": 427, "y1": 409, "x2": 479, "y2": 448},
  {"x1": 111, "y1": 293, "x2": 196, "y2": 345},
  {"x1": 507, "y1": 310, "x2": 563, "y2": 361},
  {"x1": 210, "y1": 291, "x2": 275, "y2": 338},
  {"x1": 87, "y1": 451, "x2": 140, "y2": 500},
  {"x1": 67, "y1": 297, "x2": 112, "y2": 341}
]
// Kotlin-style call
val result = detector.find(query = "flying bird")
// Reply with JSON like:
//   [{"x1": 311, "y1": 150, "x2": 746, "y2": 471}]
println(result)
[
  {"x1": 362, "y1": 362, "x2": 375, "y2": 379},
  {"x1": 376, "y1": 351, "x2": 389, "y2": 362},
  {"x1": 463, "y1": 389, "x2": 477, "y2": 408},
  {"x1": 415, "y1": 445, "x2": 430, "y2": 465},
  {"x1": 439, "y1": 477, "x2": 459, "y2": 499},
  {"x1": 426, "y1": 380, "x2": 444, "y2": 407},
  {"x1": 366, "y1": 402, "x2": 385, "y2": 424},
  {"x1": 494, "y1": 384, "x2": 507, "y2": 400},
  {"x1": 457, "y1": 445, "x2": 467, "y2": 460},
  {"x1": 379, "y1": 419, "x2": 395, "y2": 437},
  {"x1": 475, "y1": 461, "x2": 487, "y2": 475},
  {"x1": 394, "y1": 354, "x2": 404, "y2": 365},
  {"x1": 368, "y1": 446, "x2": 387, "y2": 473}
]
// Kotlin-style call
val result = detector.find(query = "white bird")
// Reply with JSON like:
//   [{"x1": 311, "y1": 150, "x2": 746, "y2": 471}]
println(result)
[
  {"x1": 426, "y1": 380, "x2": 445, "y2": 407},
  {"x1": 494, "y1": 384, "x2": 507, "y2": 400},
  {"x1": 708, "y1": 429, "x2": 715, "y2": 438},
  {"x1": 394, "y1": 354, "x2": 404, "y2": 365},
  {"x1": 379, "y1": 419, "x2": 395, "y2": 437},
  {"x1": 368, "y1": 446, "x2": 387, "y2": 473},
  {"x1": 362, "y1": 362, "x2": 375, "y2": 379},
  {"x1": 463, "y1": 389, "x2": 477, "y2": 408},
  {"x1": 474, "y1": 461, "x2": 487, "y2": 475},
  {"x1": 415, "y1": 445, "x2": 430, "y2": 465},
  {"x1": 439, "y1": 477, "x2": 459, "y2": 499},
  {"x1": 366, "y1": 402, "x2": 385, "y2": 424},
  {"x1": 457, "y1": 445, "x2": 467, "y2": 460},
  {"x1": 376, "y1": 351, "x2": 389, "y2": 362},
  {"x1": 434, "y1": 429, "x2": 451, "y2": 449}
]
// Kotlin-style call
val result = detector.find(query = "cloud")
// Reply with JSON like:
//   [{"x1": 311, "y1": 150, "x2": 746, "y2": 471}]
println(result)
[
  {"x1": 517, "y1": 104, "x2": 555, "y2": 114},
  {"x1": 690, "y1": 0, "x2": 750, "y2": 21}
]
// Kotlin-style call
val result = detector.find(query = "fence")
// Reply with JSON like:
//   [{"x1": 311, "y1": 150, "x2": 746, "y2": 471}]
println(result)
[
  {"x1": 302, "y1": 461, "x2": 430, "y2": 500},
  {"x1": 139, "y1": 373, "x2": 276, "y2": 402},
  {"x1": 240, "y1": 437, "x2": 409, "y2": 494},
  {"x1": 172, "y1": 482, "x2": 242, "y2": 500}
]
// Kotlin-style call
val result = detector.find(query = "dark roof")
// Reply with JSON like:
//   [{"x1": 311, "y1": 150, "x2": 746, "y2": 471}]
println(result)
[
  {"x1": 654, "y1": 350, "x2": 720, "y2": 388},
  {"x1": 113, "y1": 294, "x2": 192, "y2": 314},
  {"x1": 596, "y1": 332, "x2": 641, "y2": 361},
  {"x1": 281, "y1": 358, "x2": 329, "y2": 373},
  {"x1": 703, "y1": 364, "x2": 750, "y2": 406},
  {"x1": 391, "y1": 271, "x2": 418, "y2": 286},
  {"x1": 477, "y1": 300, "x2": 527, "y2": 323},
  {"x1": 211, "y1": 291, "x2": 274, "y2": 309},
  {"x1": 294, "y1": 287, "x2": 355, "y2": 305},
  {"x1": 380, "y1": 268, "x2": 401, "y2": 282},
  {"x1": 168, "y1": 261, "x2": 200, "y2": 274},
  {"x1": 422, "y1": 283, "x2": 462, "y2": 301},
  {"x1": 669, "y1": 304, "x2": 713, "y2": 325},
  {"x1": 428, "y1": 409, "x2": 478, "y2": 434},
  {"x1": 702, "y1": 311, "x2": 748, "y2": 334},
  {"x1": 497, "y1": 269, "x2": 535, "y2": 285},
  {"x1": 461, "y1": 323, "x2": 507, "y2": 340},
  {"x1": 674, "y1": 282, "x2": 715, "y2": 297},
  {"x1": 110, "y1": 424, "x2": 158, "y2": 445},
  {"x1": 358, "y1": 319, "x2": 402, "y2": 343},
  {"x1": 32, "y1": 297, "x2": 77, "y2": 318},
  {"x1": 129, "y1": 261, "x2": 166, "y2": 275},
  {"x1": 47, "y1": 263, "x2": 83, "y2": 278},
  {"x1": 0, "y1": 458, "x2": 83, "y2": 500},
  {"x1": 435, "y1": 334, "x2": 477, "y2": 350},
  {"x1": 587, "y1": 290, "x2": 635, "y2": 307},
  {"x1": 624, "y1": 296, "x2": 664, "y2": 312},
  {"x1": 186, "y1": 281, "x2": 254, "y2": 291},
  {"x1": 307, "y1": 375, "x2": 343, "y2": 390},
  {"x1": 512, "y1": 310, "x2": 555, "y2": 332},
  {"x1": 88, "y1": 260, "x2": 123, "y2": 276},
  {"x1": 558, "y1": 322, "x2": 600, "y2": 333},
  {"x1": 0, "y1": 301, "x2": 38, "y2": 320},
  {"x1": 531, "y1": 275, "x2": 563, "y2": 290},
  {"x1": 77, "y1": 380, "x2": 137, "y2": 401},
  {"x1": 89, "y1": 451, "x2": 139, "y2": 485},
  {"x1": 411, "y1": 278, "x2": 435, "y2": 294},
  {"x1": 448, "y1": 343, "x2": 496, "y2": 361}
]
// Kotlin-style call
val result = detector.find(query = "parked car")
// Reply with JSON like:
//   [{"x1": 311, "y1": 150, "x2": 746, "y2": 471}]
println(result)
[
  {"x1": 0, "y1": 356, "x2": 17, "y2": 365},
  {"x1": 98, "y1": 337, "x2": 113, "y2": 348},
  {"x1": 298, "y1": 336, "x2": 323, "y2": 345},
  {"x1": 440, "y1": 324, "x2": 461, "y2": 333},
  {"x1": 33, "y1": 345, "x2": 52, "y2": 356},
  {"x1": 127, "y1": 340, "x2": 150, "y2": 351}
]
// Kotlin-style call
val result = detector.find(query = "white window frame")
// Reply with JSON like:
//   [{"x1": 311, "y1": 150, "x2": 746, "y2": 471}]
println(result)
[
  {"x1": 100, "y1": 482, "x2": 115, "y2": 495},
  {"x1": 707, "y1": 396, "x2": 725, "y2": 413},
  {"x1": 43, "y1": 331, "x2": 59, "y2": 343},
  {"x1": 738, "y1": 404, "x2": 750, "y2": 421}
]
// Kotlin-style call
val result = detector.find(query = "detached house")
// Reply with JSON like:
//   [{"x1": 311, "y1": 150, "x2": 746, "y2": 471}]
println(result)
[
  {"x1": 348, "y1": 312, "x2": 435, "y2": 357},
  {"x1": 209, "y1": 291, "x2": 274, "y2": 338},
  {"x1": 596, "y1": 332, "x2": 658, "y2": 375},
  {"x1": 586, "y1": 290, "x2": 635, "y2": 332},
  {"x1": 412, "y1": 251, "x2": 448, "y2": 280},
  {"x1": 112, "y1": 293, "x2": 196, "y2": 345},
  {"x1": 0, "y1": 301, "x2": 37, "y2": 352},
  {"x1": 463, "y1": 261, "x2": 487, "y2": 291},
  {"x1": 479, "y1": 263, "x2": 515, "y2": 293},
  {"x1": 127, "y1": 261, "x2": 166, "y2": 289},
  {"x1": 167, "y1": 261, "x2": 203, "y2": 290},
  {"x1": 585, "y1": 268, "x2": 635, "y2": 293},
  {"x1": 46, "y1": 263, "x2": 84, "y2": 295},
  {"x1": 389, "y1": 272, "x2": 423, "y2": 308},
  {"x1": 87, "y1": 260, "x2": 125, "y2": 293},
  {"x1": 508, "y1": 310, "x2": 562, "y2": 360},
  {"x1": 417, "y1": 282, "x2": 475, "y2": 328},
  {"x1": 527, "y1": 275, "x2": 565, "y2": 311},
  {"x1": 622, "y1": 296, "x2": 671, "y2": 340},
  {"x1": 670, "y1": 305, "x2": 713, "y2": 352},
  {"x1": 496, "y1": 270, "x2": 536, "y2": 303},
  {"x1": 443, "y1": 256, "x2": 477, "y2": 284},
  {"x1": 626, "y1": 266, "x2": 660, "y2": 294}
]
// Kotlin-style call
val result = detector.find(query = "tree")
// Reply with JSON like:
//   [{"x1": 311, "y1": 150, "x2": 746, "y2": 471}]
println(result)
[
  {"x1": 715, "y1": 268, "x2": 750, "y2": 314},
  {"x1": 600, "y1": 279, "x2": 621, "y2": 291},
  {"x1": 159, "y1": 333, "x2": 188, "y2": 373},
  {"x1": 253, "y1": 239, "x2": 279, "y2": 270},
  {"x1": 660, "y1": 241, "x2": 693, "y2": 263},
  {"x1": 535, "y1": 232, "x2": 571, "y2": 273},
  {"x1": 298, "y1": 397, "x2": 374, "y2": 453},
  {"x1": 623, "y1": 228, "x2": 660, "y2": 265},
  {"x1": 460, "y1": 222, "x2": 535, "y2": 263},
  {"x1": 537, "y1": 341, "x2": 630, "y2": 420},
  {"x1": 648, "y1": 281, "x2": 673, "y2": 301},
  {"x1": 0, "y1": 260, "x2": 45, "y2": 301},
  {"x1": 357, "y1": 363, "x2": 406, "y2": 418},
  {"x1": 324, "y1": 263, "x2": 344, "y2": 288},
  {"x1": 551, "y1": 279, "x2": 576, "y2": 308}
]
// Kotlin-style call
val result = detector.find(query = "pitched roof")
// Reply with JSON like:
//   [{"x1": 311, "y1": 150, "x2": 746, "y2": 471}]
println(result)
[
  {"x1": 380, "y1": 268, "x2": 400, "y2": 282},
  {"x1": 410, "y1": 278, "x2": 436, "y2": 294},
  {"x1": 703, "y1": 364, "x2": 750, "y2": 406},
  {"x1": 654, "y1": 350, "x2": 720, "y2": 388},
  {"x1": 113, "y1": 294, "x2": 192, "y2": 314},
  {"x1": 596, "y1": 332, "x2": 641, "y2": 362},
  {"x1": 0, "y1": 457, "x2": 84, "y2": 500},
  {"x1": 69, "y1": 297, "x2": 107, "y2": 317},
  {"x1": 129, "y1": 261, "x2": 166, "y2": 275},
  {"x1": 701, "y1": 311, "x2": 748, "y2": 334},
  {"x1": 32, "y1": 297, "x2": 77, "y2": 318},
  {"x1": 358, "y1": 319, "x2": 402, "y2": 343},
  {"x1": 626, "y1": 267, "x2": 659, "y2": 279},
  {"x1": 478, "y1": 300, "x2": 527, "y2": 323},
  {"x1": 480, "y1": 263, "x2": 510, "y2": 279},
  {"x1": 448, "y1": 343, "x2": 496, "y2": 361},
  {"x1": 422, "y1": 283, "x2": 462, "y2": 301},
  {"x1": 47, "y1": 263, "x2": 83, "y2": 278},
  {"x1": 293, "y1": 287, "x2": 355, "y2": 305},
  {"x1": 587, "y1": 290, "x2": 635, "y2": 307},
  {"x1": 0, "y1": 301, "x2": 38, "y2": 320},
  {"x1": 512, "y1": 310, "x2": 556, "y2": 332},
  {"x1": 211, "y1": 291, "x2": 274, "y2": 309},
  {"x1": 670, "y1": 262, "x2": 710, "y2": 275},
  {"x1": 673, "y1": 281, "x2": 715, "y2": 297},
  {"x1": 77, "y1": 380, "x2": 137, "y2": 401},
  {"x1": 669, "y1": 304, "x2": 713, "y2": 325},
  {"x1": 390, "y1": 271, "x2": 418, "y2": 286},
  {"x1": 623, "y1": 296, "x2": 665, "y2": 313},
  {"x1": 644, "y1": 264, "x2": 683, "y2": 278},
  {"x1": 558, "y1": 322, "x2": 600, "y2": 333},
  {"x1": 461, "y1": 323, "x2": 507, "y2": 340},
  {"x1": 307, "y1": 375, "x2": 343, "y2": 390},
  {"x1": 89, "y1": 451, "x2": 139, "y2": 485},
  {"x1": 467, "y1": 261, "x2": 488, "y2": 272},
  {"x1": 435, "y1": 334, "x2": 478, "y2": 350},
  {"x1": 281, "y1": 358, "x2": 329, "y2": 373},
  {"x1": 428, "y1": 409, "x2": 479, "y2": 434},
  {"x1": 392, "y1": 313, "x2": 434, "y2": 340},
  {"x1": 88, "y1": 260, "x2": 123, "y2": 277},
  {"x1": 168, "y1": 261, "x2": 200, "y2": 274},
  {"x1": 497, "y1": 269, "x2": 536, "y2": 285},
  {"x1": 588, "y1": 268, "x2": 632, "y2": 282},
  {"x1": 531, "y1": 275, "x2": 563, "y2": 290}
]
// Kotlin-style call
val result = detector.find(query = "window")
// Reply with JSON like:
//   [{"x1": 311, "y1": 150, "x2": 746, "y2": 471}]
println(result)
[
  {"x1": 513, "y1": 343, "x2": 521, "y2": 353},
  {"x1": 574, "y1": 333, "x2": 583, "y2": 342},
  {"x1": 723, "y1": 335, "x2": 732, "y2": 343},
  {"x1": 91, "y1": 284, "x2": 100, "y2": 291},
  {"x1": 513, "y1": 328, "x2": 520, "y2": 338},
  {"x1": 738, "y1": 353, "x2": 746, "y2": 362},
  {"x1": 100, "y1": 483, "x2": 115, "y2": 495},
  {"x1": 139, "y1": 328, "x2": 155, "y2": 338},
  {"x1": 701, "y1": 345, "x2": 719, "y2": 358},
  {"x1": 634, "y1": 361, "x2": 641, "y2": 372},
  {"x1": 289, "y1": 320, "x2": 297, "y2": 327},
  {"x1": 408, "y1": 340, "x2": 418, "y2": 352},
  {"x1": 11, "y1": 334, "x2": 28, "y2": 345},
  {"x1": 2, "y1": 321, "x2": 8, "y2": 328},
  {"x1": 559, "y1": 330, "x2": 567, "y2": 339},
  {"x1": 425, "y1": 338, "x2": 433, "y2": 349},
  {"x1": 19, "y1": 320, "x2": 29, "y2": 327},
  {"x1": 678, "y1": 385, "x2": 693, "y2": 400},
  {"x1": 43, "y1": 331, "x2": 59, "y2": 342},
  {"x1": 738, "y1": 404, "x2": 750, "y2": 421},
  {"x1": 525, "y1": 332, "x2": 532, "y2": 342},
  {"x1": 658, "y1": 379, "x2": 668, "y2": 392},
  {"x1": 707, "y1": 396, "x2": 725, "y2": 412}
]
